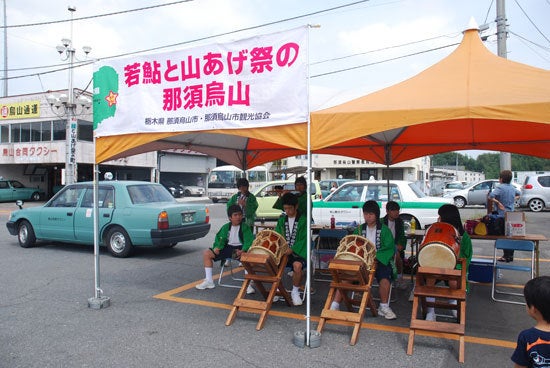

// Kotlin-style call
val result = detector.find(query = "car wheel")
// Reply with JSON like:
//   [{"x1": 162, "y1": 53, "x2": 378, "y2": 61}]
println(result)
[
  {"x1": 167, "y1": 242, "x2": 178, "y2": 248},
  {"x1": 31, "y1": 192, "x2": 41, "y2": 201},
  {"x1": 454, "y1": 196, "x2": 467, "y2": 208},
  {"x1": 212, "y1": 198, "x2": 219, "y2": 203},
  {"x1": 528, "y1": 198, "x2": 545, "y2": 212},
  {"x1": 185, "y1": 190, "x2": 191, "y2": 197},
  {"x1": 18, "y1": 220, "x2": 36, "y2": 248},
  {"x1": 105, "y1": 226, "x2": 133, "y2": 257}
]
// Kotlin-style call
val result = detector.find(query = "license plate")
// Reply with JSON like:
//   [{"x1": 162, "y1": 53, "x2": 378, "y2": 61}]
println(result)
[{"x1": 181, "y1": 211, "x2": 195, "y2": 223}]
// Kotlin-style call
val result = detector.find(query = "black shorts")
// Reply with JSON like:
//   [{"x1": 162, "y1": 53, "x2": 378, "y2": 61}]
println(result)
[
  {"x1": 286, "y1": 253, "x2": 307, "y2": 269},
  {"x1": 375, "y1": 260, "x2": 392, "y2": 283},
  {"x1": 210, "y1": 245, "x2": 242, "y2": 262}
]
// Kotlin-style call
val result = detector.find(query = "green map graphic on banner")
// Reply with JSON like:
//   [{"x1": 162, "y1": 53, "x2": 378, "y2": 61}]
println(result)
[{"x1": 93, "y1": 66, "x2": 118, "y2": 130}]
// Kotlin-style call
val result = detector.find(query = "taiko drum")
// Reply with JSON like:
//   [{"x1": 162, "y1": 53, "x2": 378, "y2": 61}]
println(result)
[
  {"x1": 248, "y1": 230, "x2": 288, "y2": 265},
  {"x1": 417, "y1": 222, "x2": 460, "y2": 269},
  {"x1": 334, "y1": 235, "x2": 376, "y2": 270}
]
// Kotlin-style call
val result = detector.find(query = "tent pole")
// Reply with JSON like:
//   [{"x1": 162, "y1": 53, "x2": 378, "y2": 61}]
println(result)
[
  {"x1": 88, "y1": 161, "x2": 110, "y2": 309},
  {"x1": 304, "y1": 23, "x2": 318, "y2": 347}
]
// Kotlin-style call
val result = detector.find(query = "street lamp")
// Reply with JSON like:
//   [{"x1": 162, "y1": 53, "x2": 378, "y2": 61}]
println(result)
[{"x1": 46, "y1": 6, "x2": 91, "y2": 185}]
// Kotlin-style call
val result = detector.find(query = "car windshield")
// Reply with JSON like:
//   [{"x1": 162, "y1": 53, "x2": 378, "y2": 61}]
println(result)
[
  {"x1": 328, "y1": 183, "x2": 363, "y2": 202},
  {"x1": 446, "y1": 183, "x2": 463, "y2": 190},
  {"x1": 408, "y1": 182, "x2": 426, "y2": 198},
  {"x1": 128, "y1": 184, "x2": 176, "y2": 204}
]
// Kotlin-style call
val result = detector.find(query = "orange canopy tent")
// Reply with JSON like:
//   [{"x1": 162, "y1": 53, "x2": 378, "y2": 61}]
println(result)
[
  {"x1": 310, "y1": 25, "x2": 550, "y2": 164},
  {"x1": 95, "y1": 125, "x2": 307, "y2": 169}
]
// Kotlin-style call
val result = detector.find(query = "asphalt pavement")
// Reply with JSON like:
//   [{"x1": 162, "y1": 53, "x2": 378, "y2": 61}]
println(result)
[{"x1": 0, "y1": 200, "x2": 548, "y2": 367}]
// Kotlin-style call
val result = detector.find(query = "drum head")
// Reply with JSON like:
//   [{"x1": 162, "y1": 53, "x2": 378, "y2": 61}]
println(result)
[
  {"x1": 417, "y1": 242, "x2": 457, "y2": 269},
  {"x1": 248, "y1": 230, "x2": 288, "y2": 265},
  {"x1": 334, "y1": 235, "x2": 376, "y2": 270}
]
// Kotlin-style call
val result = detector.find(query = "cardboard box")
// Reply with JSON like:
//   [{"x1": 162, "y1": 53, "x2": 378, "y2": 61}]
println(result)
[
  {"x1": 468, "y1": 258, "x2": 493, "y2": 283},
  {"x1": 505, "y1": 212, "x2": 526, "y2": 237}
]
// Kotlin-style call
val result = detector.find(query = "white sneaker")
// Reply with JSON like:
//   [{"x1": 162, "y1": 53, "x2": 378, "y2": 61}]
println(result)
[
  {"x1": 378, "y1": 305, "x2": 397, "y2": 320},
  {"x1": 291, "y1": 290, "x2": 303, "y2": 306},
  {"x1": 425, "y1": 312, "x2": 436, "y2": 321},
  {"x1": 246, "y1": 284, "x2": 255, "y2": 295},
  {"x1": 195, "y1": 279, "x2": 215, "y2": 290}
]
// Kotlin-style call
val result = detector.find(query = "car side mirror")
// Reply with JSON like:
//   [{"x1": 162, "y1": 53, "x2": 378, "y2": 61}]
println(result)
[{"x1": 16, "y1": 199, "x2": 23, "y2": 209}]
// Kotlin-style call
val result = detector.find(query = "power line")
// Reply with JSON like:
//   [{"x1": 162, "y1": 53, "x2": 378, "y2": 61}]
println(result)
[
  {"x1": 311, "y1": 42, "x2": 459, "y2": 79},
  {"x1": 512, "y1": 0, "x2": 550, "y2": 44},
  {"x1": 3, "y1": 0, "x2": 372, "y2": 79},
  {"x1": 0, "y1": 0, "x2": 194, "y2": 29},
  {"x1": 311, "y1": 32, "x2": 461, "y2": 66}
]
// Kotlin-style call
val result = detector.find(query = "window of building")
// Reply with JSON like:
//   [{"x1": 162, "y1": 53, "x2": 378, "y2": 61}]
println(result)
[
  {"x1": 10, "y1": 124, "x2": 20, "y2": 142},
  {"x1": 41, "y1": 121, "x2": 52, "y2": 141},
  {"x1": 78, "y1": 120, "x2": 93, "y2": 142},
  {"x1": 20, "y1": 123, "x2": 31, "y2": 142},
  {"x1": 0, "y1": 125, "x2": 9, "y2": 143},
  {"x1": 53, "y1": 120, "x2": 65, "y2": 140},
  {"x1": 30, "y1": 122, "x2": 41, "y2": 142}
]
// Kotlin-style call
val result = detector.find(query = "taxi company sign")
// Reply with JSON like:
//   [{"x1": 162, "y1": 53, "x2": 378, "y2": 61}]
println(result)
[{"x1": 1, "y1": 101, "x2": 40, "y2": 120}]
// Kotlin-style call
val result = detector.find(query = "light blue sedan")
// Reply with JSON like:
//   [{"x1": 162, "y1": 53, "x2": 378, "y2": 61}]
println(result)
[{"x1": 6, "y1": 181, "x2": 210, "y2": 257}]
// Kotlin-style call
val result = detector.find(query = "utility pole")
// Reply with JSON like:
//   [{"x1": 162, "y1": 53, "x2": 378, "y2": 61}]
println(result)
[
  {"x1": 497, "y1": 0, "x2": 512, "y2": 171},
  {"x1": 2, "y1": 0, "x2": 7, "y2": 97}
]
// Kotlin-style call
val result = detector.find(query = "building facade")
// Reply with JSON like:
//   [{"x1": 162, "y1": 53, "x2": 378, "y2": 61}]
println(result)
[{"x1": 0, "y1": 91, "x2": 213, "y2": 199}]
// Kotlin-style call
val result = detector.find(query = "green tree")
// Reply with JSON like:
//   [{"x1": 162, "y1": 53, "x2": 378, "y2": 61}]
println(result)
[{"x1": 431, "y1": 152, "x2": 550, "y2": 179}]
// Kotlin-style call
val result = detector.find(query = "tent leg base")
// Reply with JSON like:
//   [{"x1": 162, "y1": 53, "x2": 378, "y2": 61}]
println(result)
[{"x1": 88, "y1": 296, "x2": 111, "y2": 309}]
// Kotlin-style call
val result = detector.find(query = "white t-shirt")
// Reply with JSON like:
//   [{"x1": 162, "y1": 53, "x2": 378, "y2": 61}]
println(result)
[{"x1": 228, "y1": 225, "x2": 241, "y2": 246}]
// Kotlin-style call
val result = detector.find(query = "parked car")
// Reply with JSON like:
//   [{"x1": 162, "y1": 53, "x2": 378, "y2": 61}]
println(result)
[
  {"x1": 319, "y1": 178, "x2": 353, "y2": 198},
  {"x1": 161, "y1": 180, "x2": 184, "y2": 198},
  {"x1": 0, "y1": 180, "x2": 45, "y2": 202},
  {"x1": 313, "y1": 179, "x2": 453, "y2": 229},
  {"x1": 6, "y1": 181, "x2": 211, "y2": 257},
  {"x1": 520, "y1": 174, "x2": 550, "y2": 212},
  {"x1": 442, "y1": 181, "x2": 466, "y2": 195},
  {"x1": 443, "y1": 179, "x2": 499, "y2": 208},
  {"x1": 443, "y1": 179, "x2": 521, "y2": 209},
  {"x1": 181, "y1": 184, "x2": 205, "y2": 197},
  {"x1": 253, "y1": 180, "x2": 322, "y2": 220}
]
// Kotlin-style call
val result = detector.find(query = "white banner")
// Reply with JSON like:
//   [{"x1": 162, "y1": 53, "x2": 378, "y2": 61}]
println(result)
[{"x1": 93, "y1": 27, "x2": 308, "y2": 137}]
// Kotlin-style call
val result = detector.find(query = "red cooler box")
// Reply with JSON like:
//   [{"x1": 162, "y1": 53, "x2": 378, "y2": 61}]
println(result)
[{"x1": 468, "y1": 258, "x2": 494, "y2": 283}]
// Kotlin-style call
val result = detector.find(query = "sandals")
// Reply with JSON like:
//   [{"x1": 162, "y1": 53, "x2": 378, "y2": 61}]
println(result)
[{"x1": 497, "y1": 256, "x2": 513, "y2": 263}]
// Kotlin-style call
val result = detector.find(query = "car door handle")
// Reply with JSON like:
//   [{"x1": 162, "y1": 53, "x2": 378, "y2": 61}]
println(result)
[
  {"x1": 103, "y1": 214, "x2": 110, "y2": 218},
  {"x1": 67, "y1": 212, "x2": 73, "y2": 216}
]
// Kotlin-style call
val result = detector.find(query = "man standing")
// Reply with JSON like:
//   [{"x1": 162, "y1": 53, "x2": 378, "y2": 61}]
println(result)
[
  {"x1": 227, "y1": 178, "x2": 258, "y2": 229},
  {"x1": 488, "y1": 170, "x2": 521, "y2": 262}
]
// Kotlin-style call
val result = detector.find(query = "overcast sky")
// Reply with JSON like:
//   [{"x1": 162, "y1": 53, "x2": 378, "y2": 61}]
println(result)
[{"x1": 3, "y1": 0, "x2": 550, "y2": 157}]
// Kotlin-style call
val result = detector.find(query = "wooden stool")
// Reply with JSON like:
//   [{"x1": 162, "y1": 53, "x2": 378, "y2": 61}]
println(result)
[
  {"x1": 316, "y1": 259, "x2": 377, "y2": 345},
  {"x1": 225, "y1": 252, "x2": 291, "y2": 330},
  {"x1": 407, "y1": 259, "x2": 467, "y2": 363}
]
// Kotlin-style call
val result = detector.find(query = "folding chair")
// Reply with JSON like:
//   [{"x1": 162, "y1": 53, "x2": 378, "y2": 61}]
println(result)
[
  {"x1": 492, "y1": 239, "x2": 535, "y2": 305},
  {"x1": 217, "y1": 245, "x2": 244, "y2": 289},
  {"x1": 278, "y1": 239, "x2": 317, "y2": 303},
  {"x1": 314, "y1": 229, "x2": 348, "y2": 281}
]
